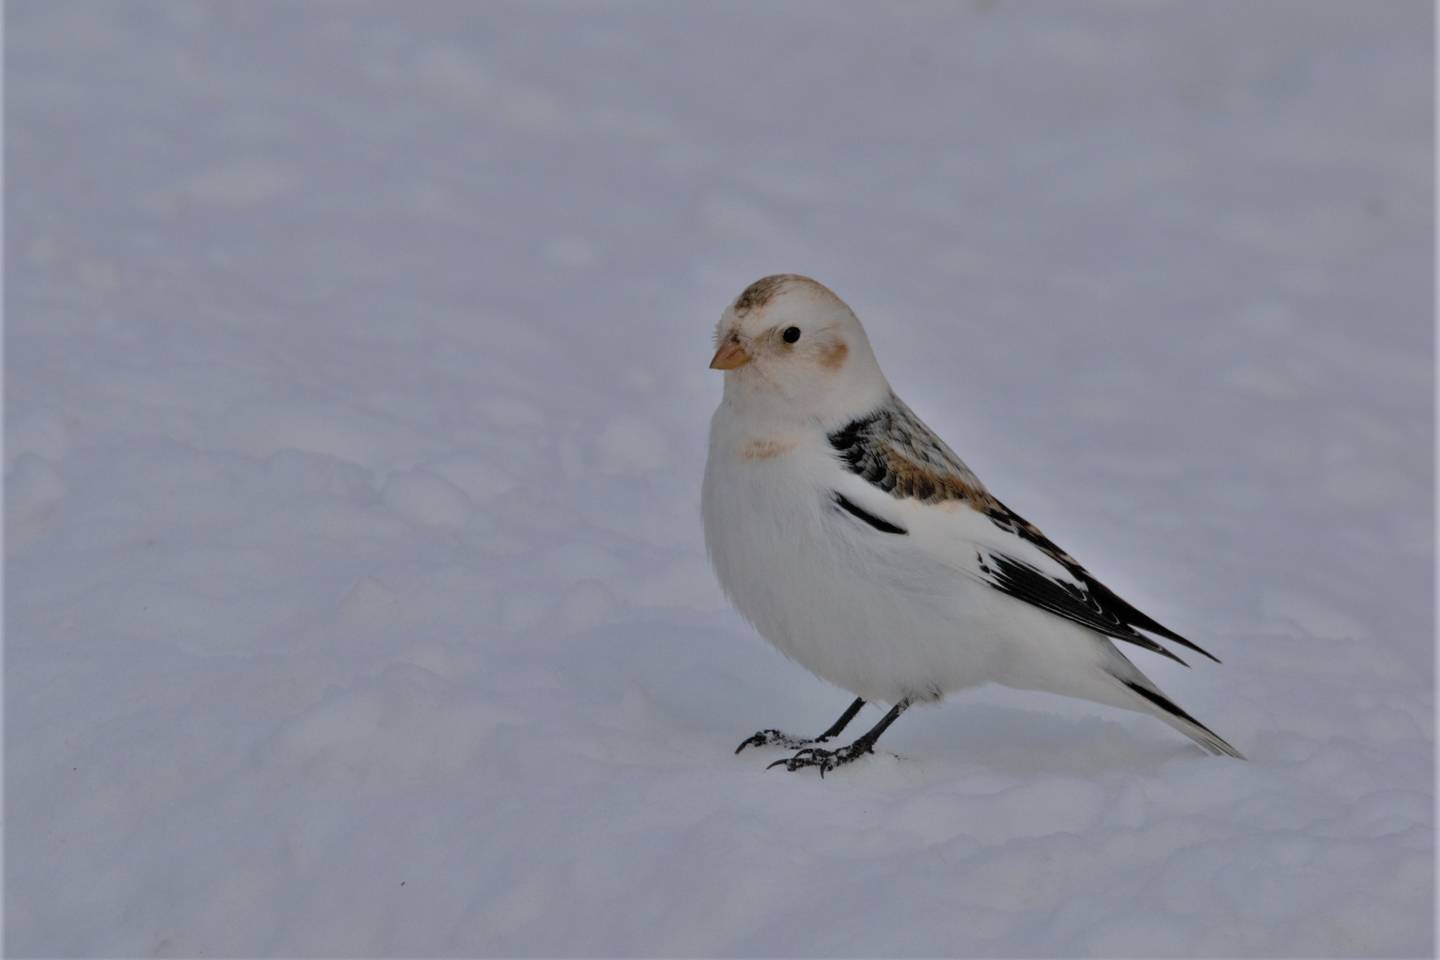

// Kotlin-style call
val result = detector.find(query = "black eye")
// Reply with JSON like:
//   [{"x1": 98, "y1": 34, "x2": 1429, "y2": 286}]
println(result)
[{"x1": 782, "y1": 326, "x2": 801, "y2": 344}]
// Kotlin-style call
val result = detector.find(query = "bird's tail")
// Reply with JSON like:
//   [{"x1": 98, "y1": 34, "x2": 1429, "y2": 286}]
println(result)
[{"x1": 1107, "y1": 653, "x2": 1246, "y2": 759}]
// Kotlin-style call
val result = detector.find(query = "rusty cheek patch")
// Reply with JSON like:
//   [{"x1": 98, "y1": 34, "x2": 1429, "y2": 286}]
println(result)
[
  {"x1": 741, "y1": 439, "x2": 797, "y2": 460},
  {"x1": 819, "y1": 340, "x2": 849, "y2": 370}
]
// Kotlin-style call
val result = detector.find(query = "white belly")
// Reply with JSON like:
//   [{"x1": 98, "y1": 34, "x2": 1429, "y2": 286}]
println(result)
[{"x1": 702, "y1": 426, "x2": 1003, "y2": 704}]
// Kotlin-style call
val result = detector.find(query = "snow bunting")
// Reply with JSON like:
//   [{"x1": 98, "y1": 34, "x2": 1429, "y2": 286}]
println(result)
[{"x1": 702, "y1": 274, "x2": 1243, "y2": 774}]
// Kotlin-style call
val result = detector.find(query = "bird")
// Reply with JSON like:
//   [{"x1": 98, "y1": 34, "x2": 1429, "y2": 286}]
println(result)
[{"x1": 701, "y1": 274, "x2": 1244, "y2": 775}]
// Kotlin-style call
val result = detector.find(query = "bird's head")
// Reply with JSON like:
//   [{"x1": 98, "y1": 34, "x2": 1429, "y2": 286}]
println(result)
[{"x1": 709, "y1": 274, "x2": 889, "y2": 425}]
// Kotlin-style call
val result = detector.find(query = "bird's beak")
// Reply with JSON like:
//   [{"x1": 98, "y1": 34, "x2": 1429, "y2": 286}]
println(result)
[{"x1": 709, "y1": 340, "x2": 751, "y2": 370}]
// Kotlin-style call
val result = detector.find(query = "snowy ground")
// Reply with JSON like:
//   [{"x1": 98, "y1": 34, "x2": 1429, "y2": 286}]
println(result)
[{"x1": 6, "y1": 1, "x2": 1434, "y2": 956}]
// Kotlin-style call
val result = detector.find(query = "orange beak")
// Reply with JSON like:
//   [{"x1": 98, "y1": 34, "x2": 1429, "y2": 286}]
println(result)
[{"x1": 709, "y1": 340, "x2": 751, "y2": 370}]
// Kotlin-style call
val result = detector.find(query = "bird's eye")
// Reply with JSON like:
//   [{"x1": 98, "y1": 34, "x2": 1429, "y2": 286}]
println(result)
[{"x1": 782, "y1": 326, "x2": 801, "y2": 344}]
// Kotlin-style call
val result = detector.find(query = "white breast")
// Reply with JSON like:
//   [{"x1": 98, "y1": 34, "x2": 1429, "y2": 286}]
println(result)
[{"x1": 701, "y1": 408, "x2": 1006, "y2": 704}]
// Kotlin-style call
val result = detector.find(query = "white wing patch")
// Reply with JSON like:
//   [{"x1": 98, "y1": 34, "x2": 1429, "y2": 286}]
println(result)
[{"x1": 829, "y1": 393, "x2": 1220, "y2": 665}]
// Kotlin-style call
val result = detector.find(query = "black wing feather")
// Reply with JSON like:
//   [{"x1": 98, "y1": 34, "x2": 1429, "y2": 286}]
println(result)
[
  {"x1": 832, "y1": 493, "x2": 907, "y2": 535},
  {"x1": 982, "y1": 552, "x2": 1187, "y2": 664},
  {"x1": 984, "y1": 501, "x2": 1220, "y2": 664},
  {"x1": 828, "y1": 397, "x2": 1221, "y2": 665}
]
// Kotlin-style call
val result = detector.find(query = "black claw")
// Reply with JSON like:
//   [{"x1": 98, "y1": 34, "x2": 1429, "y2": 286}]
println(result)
[
  {"x1": 769, "y1": 746, "x2": 833, "y2": 775},
  {"x1": 746, "y1": 699, "x2": 906, "y2": 777},
  {"x1": 762, "y1": 743, "x2": 874, "y2": 777},
  {"x1": 735, "y1": 729, "x2": 782, "y2": 754},
  {"x1": 735, "y1": 728, "x2": 818, "y2": 754}
]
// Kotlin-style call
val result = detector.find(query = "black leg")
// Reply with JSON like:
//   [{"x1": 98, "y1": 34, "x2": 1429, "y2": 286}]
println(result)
[
  {"x1": 818, "y1": 697, "x2": 867, "y2": 740},
  {"x1": 735, "y1": 697, "x2": 867, "y2": 754},
  {"x1": 768, "y1": 699, "x2": 910, "y2": 776}
]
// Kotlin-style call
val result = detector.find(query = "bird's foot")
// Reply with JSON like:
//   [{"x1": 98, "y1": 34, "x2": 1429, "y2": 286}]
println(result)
[
  {"x1": 734, "y1": 729, "x2": 829, "y2": 754},
  {"x1": 766, "y1": 742, "x2": 871, "y2": 777}
]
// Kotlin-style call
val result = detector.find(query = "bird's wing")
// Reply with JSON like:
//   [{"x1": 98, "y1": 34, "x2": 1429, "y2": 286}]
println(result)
[{"x1": 826, "y1": 395, "x2": 1219, "y2": 665}]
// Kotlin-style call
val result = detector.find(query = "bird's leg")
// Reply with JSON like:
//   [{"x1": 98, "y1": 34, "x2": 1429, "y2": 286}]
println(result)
[
  {"x1": 815, "y1": 696, "x2": 867, "y2": 740},
  {"x1": 734, "y1": 697, "x2": 866, "y2": 754},
  {"x1": 768, "y1": 699, "x2": 910, "y2": 776}
]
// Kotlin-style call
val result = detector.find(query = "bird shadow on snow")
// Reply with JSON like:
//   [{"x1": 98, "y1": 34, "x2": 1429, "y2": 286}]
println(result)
[
  {"x1": 583, "y1": 627, "x2": 1208, "y2": 779},
  {"x1": 886, "y1": 700, "x2": 1208, "y2": 779},
  {"x1": 717, "y1": 698, "x2": 1207, "y2": 783}
]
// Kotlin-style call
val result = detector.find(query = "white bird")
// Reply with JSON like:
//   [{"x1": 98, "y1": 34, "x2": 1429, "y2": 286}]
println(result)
[{"x1": 702, "y1": 274, "x2": 1244, "y2": 774}]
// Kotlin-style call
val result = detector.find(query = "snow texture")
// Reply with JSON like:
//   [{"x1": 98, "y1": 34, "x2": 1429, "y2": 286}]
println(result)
[{"x1": 6, "y1": 1, "x2": 1434, "y2": 956}]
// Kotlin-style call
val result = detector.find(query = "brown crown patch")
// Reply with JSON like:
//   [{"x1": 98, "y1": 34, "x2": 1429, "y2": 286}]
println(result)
[
  {"x1": 732, "y1": 273, "x2": 842, "y2": 315},
  {"x1": 733, "y1": 275, "x2": 793, "y2": 314}
]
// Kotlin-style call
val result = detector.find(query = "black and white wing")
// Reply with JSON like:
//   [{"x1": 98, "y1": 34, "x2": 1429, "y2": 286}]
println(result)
[{"x1": 825, "y1": 394, "x2": 1219, "y2": 666}]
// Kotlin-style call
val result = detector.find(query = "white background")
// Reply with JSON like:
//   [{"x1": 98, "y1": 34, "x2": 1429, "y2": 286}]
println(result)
[{"x1": 7, "y1": 1, "x2": 1433, "y2": 955}]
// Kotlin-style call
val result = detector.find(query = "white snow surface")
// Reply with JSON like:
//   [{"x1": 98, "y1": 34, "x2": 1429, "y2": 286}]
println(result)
[{"x1": 6, "y1": 2, "x2": 1434, "y2": 956}]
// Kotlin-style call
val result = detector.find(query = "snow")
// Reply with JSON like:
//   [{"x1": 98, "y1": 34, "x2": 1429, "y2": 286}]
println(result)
[{"x1": 6, "y1": 0, "x2": 1433, "y2": 956}]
